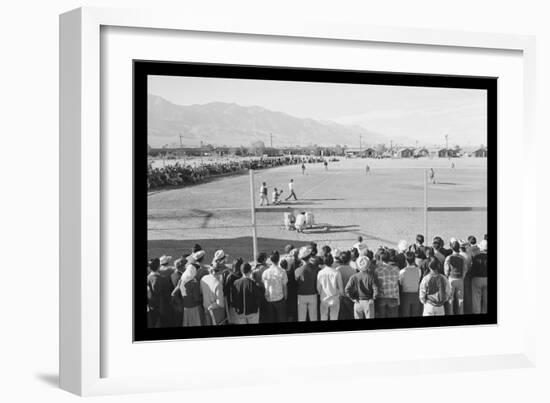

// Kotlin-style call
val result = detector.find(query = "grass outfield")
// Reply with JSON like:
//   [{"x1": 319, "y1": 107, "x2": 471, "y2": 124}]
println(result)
[{"x1": 148, "y1": 157, "x2": 487, "y2": 260}]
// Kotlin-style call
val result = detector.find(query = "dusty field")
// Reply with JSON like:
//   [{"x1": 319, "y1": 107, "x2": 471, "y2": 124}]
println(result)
[{"x1": 148, "y1": 157, "x2": 487, "y2": 261}]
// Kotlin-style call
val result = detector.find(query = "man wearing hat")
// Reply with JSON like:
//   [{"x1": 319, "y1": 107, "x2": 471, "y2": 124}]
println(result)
[
  {"x1": 470, "y1": 240, "x2": 488, "y2": 314},
  {"x1": 200, "y1": 255, "x2": 226, "y2": 326},
  {"x1": 295, "y1": 245, "x2": 319, "y2": 321},
  {"x1": 345, "y1": 256, "x2": 379, "y2": 319}
]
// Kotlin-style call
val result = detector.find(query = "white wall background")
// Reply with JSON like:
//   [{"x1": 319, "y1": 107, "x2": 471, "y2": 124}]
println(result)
[{"x1": 0, "y1": 0, "x2": 547, "y2": 401}]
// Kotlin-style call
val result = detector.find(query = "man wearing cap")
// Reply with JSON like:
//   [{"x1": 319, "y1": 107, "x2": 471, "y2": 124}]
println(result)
[
  {"x1": 193, "y1": 250, "x2": 209, "y2": 282},
  {"x1": 345, "y1": 256, "x2": 379, "y2": 319},
  {"x1": 444, "y1": 240, "x2": 466, "y2": 315},
  {"x1": 262, "y1": 251, "x2": 288, "y2": 323},
  {"x1": 399, "y1": 251, "x2": 422, "y2": 317},
  {"x1": 200, "y1": 260, "x2": 225, "y2": 326},
  {"x1": 470, "y1": 240, "x2": 488, "y2": 314},
  {"x1": 295, "y1": 246, "x2": 319, "y2": 321},
  {"x1": 419, "y1": 259, "x2": 451, "y2": 316},
  {"x1": 374, "y1": 249, "x2": 400, "y2": 318},
  {"x1": 316, "y1": 254, "x2": 344, "y2": 321}
]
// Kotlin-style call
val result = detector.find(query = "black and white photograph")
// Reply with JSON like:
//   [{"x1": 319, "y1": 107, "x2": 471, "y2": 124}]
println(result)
[{"x1": 135, "y1": 62, "x2": 496, "y2": 341}]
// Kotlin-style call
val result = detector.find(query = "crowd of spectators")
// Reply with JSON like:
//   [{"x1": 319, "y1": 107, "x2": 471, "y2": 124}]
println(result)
[
  {"x1": 146, "y1": 233, "x2": 488, "y2": 327},
  {"x1": 147, "y1": 155, "x2": 326, "y2": 189}
]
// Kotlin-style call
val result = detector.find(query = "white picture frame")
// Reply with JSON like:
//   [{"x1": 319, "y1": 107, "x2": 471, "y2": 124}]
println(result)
[{"x1": 59, "y1": 6, "x2": 537, "y2": 396}]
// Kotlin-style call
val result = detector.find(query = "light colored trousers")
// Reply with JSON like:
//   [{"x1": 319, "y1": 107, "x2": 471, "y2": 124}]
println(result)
[
  {"x1": 448, "y1": 277, "x2": 464, "y2": 315},
  {"x1": 237, "y1": 312, "x2": 259, "y2": 324},
  {"x1": 298, "y1": 294, "x2": 318, "y2": 321},
  {"x1": 471, "y1": 277, "x2": 488, "y2": 314},
  {"x1": 353, "y1": 300, "x2": 374, "y2": 319},
  {"x1": 423, "y1": 304, "x2": 445, "y2": 316},
  {"x1": 183, "y1": 306, "x2": 201, "y2": 327},
  {"x1": 320, "y1": 298, "x2": 340, "y2": 320}
]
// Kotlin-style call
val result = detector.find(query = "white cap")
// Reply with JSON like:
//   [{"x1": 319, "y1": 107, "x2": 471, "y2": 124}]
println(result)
[
  {"x1": 397, "y1": 240, "x2": 409, "y2": 252},
  {"x1": 159, "y1": 255, "x2": 172, "y2": 265},
  {"x1": 357, "y1": 256, "x2": 370, "y2": 271}
]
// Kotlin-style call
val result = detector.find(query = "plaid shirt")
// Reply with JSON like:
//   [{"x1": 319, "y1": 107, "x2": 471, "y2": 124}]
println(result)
[{"x1": 375, "y1": 263, "x2": 400, "y2": 301}]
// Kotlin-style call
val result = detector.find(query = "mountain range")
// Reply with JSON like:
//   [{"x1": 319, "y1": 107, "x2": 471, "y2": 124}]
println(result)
[{"x1": 147, "y1": 94, "x2": 408, "y2": 148}]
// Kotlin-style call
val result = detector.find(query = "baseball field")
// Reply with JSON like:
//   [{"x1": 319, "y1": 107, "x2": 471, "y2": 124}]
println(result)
[{"x1": 148, "y1": 157, "x2": 487, "y2": 262}]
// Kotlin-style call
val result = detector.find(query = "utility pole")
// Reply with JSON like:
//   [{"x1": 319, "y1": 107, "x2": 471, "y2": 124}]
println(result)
[
  {"x1": 359, "y1": 133, "x2": 362, "y2": 152},
  {"x1": 270, "y1": 133, "x2": 273, "y2": 148}
]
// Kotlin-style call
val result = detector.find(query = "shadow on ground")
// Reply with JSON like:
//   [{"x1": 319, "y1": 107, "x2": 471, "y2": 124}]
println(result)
[{"x1": 148, "y1": 237, "x2": 312, "y2": 263}]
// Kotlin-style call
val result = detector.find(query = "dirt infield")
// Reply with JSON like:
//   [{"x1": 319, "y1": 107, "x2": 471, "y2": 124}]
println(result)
[{"x1": 148, "y1": 157, "x2": 487, "y2": 259}]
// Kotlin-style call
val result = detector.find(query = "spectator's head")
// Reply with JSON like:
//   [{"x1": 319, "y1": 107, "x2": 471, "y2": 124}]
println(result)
[
  {"x1": 460, "y1": 240, "x2": 469, "y2": 252},
  {"x1": 310, "y1": 242, "x2": 318, "y2": 256},
  {"x1": 175, "y1": 256, "x2": 187, "y2": 271},
  {"x1": 241, "y1": 262, "x2": 252, "y2": 277},
  {"x1": 432, "y1": 236, "x2": 442, "y2": 250},
  {"x1": 192, "y1": 243, "x2": 202, "y2": 253},
  {"x1": 366, "y1": 249, "x2": 374, "y2": 261},
  {"x1": 194, "y1": 250, "x2": 206, "y2": 263},
  {"x1": 428, "y1": 259, "x2": 439, "y2": 273},
  {"x1": 405, "y1": 251, "x2": 415, "y2": 265},
  {"x1": 321, "y1": 245, "x2": 331, "y2": 257},
  {"x1": 262, "y1": 182, "x2": 266, "y2": 186},
  {"x1": 380, "y1": 249, "x2": 390, "y2": 263},
  {"x1": 351, "y1": 247, "x2": 360, "y2": 261},
  {"x1": 280, "y1": 259, "x2": 288, "y2": 270},
  {"x1": 323, "y1": 254, "x2": 334, "y2": 268},
  {"x1": 468, "y1": 235, "x2": 477, "y2": 245},
  {"x1": 273, "y1": 187, "x2": 277, "y2": 192},
  {"x1": 387, "y1": 249, "x2": 397, "y2": 263},
  {"x1": 357, "y1": 256, "x2": 370, "y2": 272},
  {"x1": 298, "y1": 245, "x2": 312, "y2": 261},
  {"x1": 148, "y1": 258, "x2": 160, "y2": 272},
  {"x1": 290, "y1": 179, "x2": 294, "y2": 182},
  {"x1": 256, "y1": 252, "x2": 267, "y2": 264},
  {"x1": 284, "y1": 244, "x2": 294, "y2": 254},
  {"x1": 451, "y1": 240, "x2": 460, "y2": 253},
  {"x1": 340, "y1": 250, "x2": 351, "y2": 265},
  {"x1": 479, "y1": 240, "x2": 488, "y2": 252},
  {"x1": 269, "y1": 250, "x2": 280, "y2": 265},
  {"x1": 357, "y1": 236, "x2": 363, "y2": 243},
  {"x1": 233, "y1": 257, "x2": 243, "y2": 273},
  {"x1": 213, "y1": 249, "x2": 227, "y2": 265},
  {"x1": 424, "y1": 247, "x2": 434, "y2": 259},
  {"x1": 159, "y1": 255, "x2": 172, "y2": 266},
  {"x1": 397, "y1": 240, "x2": 409, "y2": 253},
  {"x1": 416, "y1": 234, "x2": 425, "y2": 245}
]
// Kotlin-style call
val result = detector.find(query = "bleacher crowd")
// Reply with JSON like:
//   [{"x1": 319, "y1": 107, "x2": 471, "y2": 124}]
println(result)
[
  {"x1": 147, "y1": 156, "x2": 325, "y2": 189},
  {"x1": 146, "y1": 234, "x2": 488, "y2": 327}
]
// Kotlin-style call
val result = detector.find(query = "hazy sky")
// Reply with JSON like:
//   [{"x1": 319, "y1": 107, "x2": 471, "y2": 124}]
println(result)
[{"x1": 149, "y1": 75, "x2": 487, "y2": 147}]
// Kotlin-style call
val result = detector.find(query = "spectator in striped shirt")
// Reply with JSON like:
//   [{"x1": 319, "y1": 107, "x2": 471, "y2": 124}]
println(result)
[{"x1": 374, "y1": 249, "x2": 400, "y2": 318}]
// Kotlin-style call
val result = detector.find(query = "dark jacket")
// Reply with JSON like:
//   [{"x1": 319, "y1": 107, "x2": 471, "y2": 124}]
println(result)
[
  {"x1": 470, "y1": 252, "x2": 488, "y2": 278},
  {"x1": 223, "y1": 272, "x2": 242, "y2": 308},
  {"x1": 345, "y1": 271, "x2": 379, "y2": 301},
  {"x1": 233, "y1": 277, "x2": 263, "y2": 315},
  {"x1": 182, "y1": 279, "x2": 202, "y2": 308},
  {"x1": 295, "y1": 262, "x2": 318, "y2": 296}
]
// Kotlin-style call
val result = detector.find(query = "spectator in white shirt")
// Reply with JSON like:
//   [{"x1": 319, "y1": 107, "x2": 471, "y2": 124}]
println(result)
[
  {"x1": 316, "y1": 254, "x2": 344, "y2": 320},
  {"x1": 262, "y1": 251, "x2": 288, "y2": 323},
  {"x1": 399, "y1": 251, "x2": 422, "y2": 317}
]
